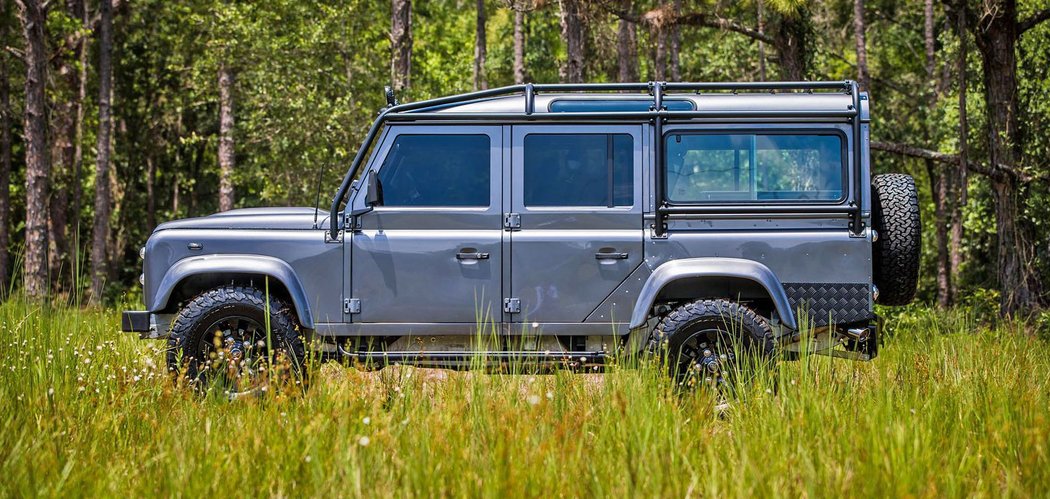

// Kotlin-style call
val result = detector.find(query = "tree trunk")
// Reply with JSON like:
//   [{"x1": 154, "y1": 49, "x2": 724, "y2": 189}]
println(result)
[
  {"x1": 925, "y1": 0, "x2": 952, "y2": 307},
  {"x1": 513, "y1": 8, "x2": 526, "y2": 84},
  {"x1": 616, "y1": 12, "x2": 638, "y2": 82},
  {"x1": 757, "y1": 0, "x2": 766, "y2": 81},
  {"x1": 390, "y1": 0, "x2": 412, "y2": 92},
  {"x1": 0, "y1": 1, "x2": 11, "y2": 294},
  {"x1": 72, "y1": 0, "x2": 89, "y2": 241},
  {"x1": 89, "y1": 0, "x2": 113, "y2": 304},
  {"x1": 146, "y1": 155, "x2": 156, "y2": 230},
  {"x1": 653, "y1": 22, "x2": 666, "y2": 80},
  {"x1": 927, "y1": 161, "x2": 952, "y2": 306},
  {"x1": 973, "y1": 0, "x2": 1042, "y2": 315},
  {"x1": 558, "y1": 0, "x2": 585, "y2": 83},
  {"x1": 949, "y1": 1, "x2": 968, "y2": 294},
  {"x1": 770, "y1": 9, "x2": 809, "y2": 80},
  {"x1": 18, "y1": 0, "x2": 50, "y2": 300},
  {"x1": 48, "y1": 1, "x2": 84, "y2": 291},
  {"x1": 853, "y1": 0, "x2": 870, "y2": 91},
  {"x1": 218, "y1": 61, "x2": 235, "y2": 212},
  {"x1": 473, "y1": 0, "x2": 487, "y2": 90},
  {"x1": 669, "y1": 0, "x2": 681, "y2": 80}
]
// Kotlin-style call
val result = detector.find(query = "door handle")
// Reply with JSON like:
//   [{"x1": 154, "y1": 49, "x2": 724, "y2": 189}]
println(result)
[
  {"x1": 595, "y1": 251, "x2": 629, "y2": 260},
  {"x1": 456, "y1": 251, "x2": 490, "y2": 260}
]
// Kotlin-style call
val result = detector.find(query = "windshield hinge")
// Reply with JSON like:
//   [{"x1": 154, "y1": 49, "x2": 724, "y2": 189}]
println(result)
[
  {"x1": 503, "y1": 298, "x2": 521, "y2": 314},
  {"x1": 503, "y1": 213, "x2": 521, "y2": 231},
  {"x1": 344, "y1": 212, "x2": 363, "y2": 232},
  {"x1": 344, "y1": 298, "x2": 361, "y2": 314}
]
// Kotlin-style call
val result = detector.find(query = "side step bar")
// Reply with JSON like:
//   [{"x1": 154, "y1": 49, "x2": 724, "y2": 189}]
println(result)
[{"x1": 336, "y1": 347, "x2": 609, "y2": 366}]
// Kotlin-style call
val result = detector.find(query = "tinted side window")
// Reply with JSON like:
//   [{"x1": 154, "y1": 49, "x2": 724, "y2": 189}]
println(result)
[
  {"x1": 523, "y1": 134, "x2": 633, "y2": 207},
  {"x1": 378, "y1": 134, "x2": 491, "y2": 207},
  {"x1": 665, "y1": 133, "x2": 844, "y2": 203}
]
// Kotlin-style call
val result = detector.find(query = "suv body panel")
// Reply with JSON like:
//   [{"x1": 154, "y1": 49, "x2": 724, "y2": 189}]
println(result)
[{"x1": 127, "y1": 82, "x2": 882, "y2": 351}]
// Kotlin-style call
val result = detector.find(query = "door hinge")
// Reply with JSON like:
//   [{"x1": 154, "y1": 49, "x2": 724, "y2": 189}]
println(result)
[
  {"x1": 344, "y1": 298, "x2": 361, "y2": 314},
  {"x1": 345, "y1": 213, "x2": 362, "y2": 232},
  {"x1": 503, "y1": 298, "x2": 521, "y2": 314},
  {"x1": 503, "y1": 212, "x2": 521, "y2": 230}
]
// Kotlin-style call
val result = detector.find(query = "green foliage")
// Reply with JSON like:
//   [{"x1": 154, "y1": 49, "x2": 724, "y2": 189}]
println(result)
[{"x1": 2, "y1": 0, "x2": 1049, "y2": 304}]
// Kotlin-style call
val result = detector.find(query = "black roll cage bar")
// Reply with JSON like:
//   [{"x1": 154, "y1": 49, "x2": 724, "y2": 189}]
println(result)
[{"x1": 329, "y1": 80, "x2": 865, "y2": 240}]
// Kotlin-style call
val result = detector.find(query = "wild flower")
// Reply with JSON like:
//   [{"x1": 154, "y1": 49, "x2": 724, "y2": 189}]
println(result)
[
  {"x1": 358, "y1": 436, "x2": 370, "y2": 446},
  {"x1": 526, "y1": 394, "x2": 541, "y2": 405}
]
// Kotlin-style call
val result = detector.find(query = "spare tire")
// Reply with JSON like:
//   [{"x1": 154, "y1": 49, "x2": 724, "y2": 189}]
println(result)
[{"x1": 871, "y1": 173, "x2": 921, "y2": 306}]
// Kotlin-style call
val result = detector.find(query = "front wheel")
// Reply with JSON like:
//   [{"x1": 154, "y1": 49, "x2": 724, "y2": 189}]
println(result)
[
  {"x1": 166, "y1": 286, "x2": 307, "y2": 393},
  {"x1": 648, "y1": 299, "x2": 776, "y2": 387}
]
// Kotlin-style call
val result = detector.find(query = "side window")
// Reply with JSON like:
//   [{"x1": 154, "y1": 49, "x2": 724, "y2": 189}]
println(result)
[
  {"x1": 523, "y1": 134, "x2": 633, "y2": 207},
  {"x1": 665, "y1": 133, "x2": 844, "y2": 203},
  {"x1": 378, "y1": 134, "x2": 491, "y2": 207}
]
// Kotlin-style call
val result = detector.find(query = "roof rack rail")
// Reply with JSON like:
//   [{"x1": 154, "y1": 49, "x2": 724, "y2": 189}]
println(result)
[
  {"x1": 389, "y1": 80, "x2": 853, "y2": 116},
  {"x1": 330, "y1": 80, "x2": 863, "y2": 240}
]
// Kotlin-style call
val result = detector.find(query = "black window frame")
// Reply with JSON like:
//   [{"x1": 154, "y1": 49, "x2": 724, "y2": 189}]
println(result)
[
  {"x1": 661, "y1": 129, "x2": 850, "y2": 206},
  {"x1": 522, "y1": 132, "x2": 635, "y2": 209},
  {"x1": 375, "y1": 133, "x2": 493, "y2": 208}
]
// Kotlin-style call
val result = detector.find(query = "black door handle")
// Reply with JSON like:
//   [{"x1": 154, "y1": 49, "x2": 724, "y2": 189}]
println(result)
[
  {"x1": 595, "y1": 252, "x2": 629, "y2": 260},
  {"x1": 456, "y1": 252, "x2": 490, "y2": 260}
]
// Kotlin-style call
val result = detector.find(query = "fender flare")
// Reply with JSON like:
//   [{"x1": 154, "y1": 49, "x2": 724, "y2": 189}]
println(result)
[
  {"x1": 149, "y1": 254, "x2": 315, "y2": 329},
  {"x1": 628, "y1": 257, "x2": 797, "y2": 331}
]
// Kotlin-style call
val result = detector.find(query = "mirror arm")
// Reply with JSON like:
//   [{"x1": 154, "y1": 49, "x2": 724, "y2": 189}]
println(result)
[{"x1": 348, "y1": 205, "x2": 373, "y2": 217}]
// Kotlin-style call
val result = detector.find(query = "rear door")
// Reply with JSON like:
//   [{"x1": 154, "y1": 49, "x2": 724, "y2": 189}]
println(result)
[{"x1": 508, "y1": 125, "x2": 644, "y2": 326}]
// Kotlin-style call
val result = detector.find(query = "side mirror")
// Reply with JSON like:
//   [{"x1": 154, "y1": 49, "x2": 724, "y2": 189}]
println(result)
[{"x1": 365, "y1": 170, "x2": 383, "y2": 206}]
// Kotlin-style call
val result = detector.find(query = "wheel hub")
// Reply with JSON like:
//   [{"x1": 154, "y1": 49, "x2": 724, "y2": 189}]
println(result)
[{"x1": 693, "y1": 343, "x2": 733, "y2": 386}]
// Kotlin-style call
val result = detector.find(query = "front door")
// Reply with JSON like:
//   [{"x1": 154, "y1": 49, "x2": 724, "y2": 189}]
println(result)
[
  {"x1": 509, "y1": 125, "x2": 644, "y2": 326},
  {"x1": 350, "y1": 125, "x2": 503, "y2": 325}
]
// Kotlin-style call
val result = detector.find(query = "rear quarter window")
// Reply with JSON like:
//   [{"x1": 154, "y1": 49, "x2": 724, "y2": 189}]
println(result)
[{"x1": 665, "y1": 133, "x2": 845, "y2": 203}]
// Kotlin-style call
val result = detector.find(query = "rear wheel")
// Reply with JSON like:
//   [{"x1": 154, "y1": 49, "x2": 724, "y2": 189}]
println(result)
[
  {"x1": 648, "y1": 299, "x2": 775, "y2": 388},
  {"x1": 167, "y1": 286, "x2": 307, "y2": 394}
]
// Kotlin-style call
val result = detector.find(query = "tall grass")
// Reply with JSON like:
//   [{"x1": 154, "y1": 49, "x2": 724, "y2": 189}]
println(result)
[{"x1": 0, "y1": 299, "x2": 1047, "y2": 497}]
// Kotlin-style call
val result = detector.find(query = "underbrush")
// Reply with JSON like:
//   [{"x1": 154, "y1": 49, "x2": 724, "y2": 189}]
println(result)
[{"x1": 0, "y1": 300, "x2": 1047, "y2": 497}]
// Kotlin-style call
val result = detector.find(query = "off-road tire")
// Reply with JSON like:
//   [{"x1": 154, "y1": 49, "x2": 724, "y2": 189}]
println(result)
[
  {"x1": 166, "y1": 285, "x2": 307, "y2": 389},
  {"x1": 648, "y1": 299, "x2": 775, "y2": 382},
  {"x1": 871, "y1": 173, "x2": 921, "y2": 306}
]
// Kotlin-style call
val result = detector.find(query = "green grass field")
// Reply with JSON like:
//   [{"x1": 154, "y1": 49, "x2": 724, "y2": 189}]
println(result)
[{"x1": 1, "y1": 300, "x2": 1048, "y2": 497}]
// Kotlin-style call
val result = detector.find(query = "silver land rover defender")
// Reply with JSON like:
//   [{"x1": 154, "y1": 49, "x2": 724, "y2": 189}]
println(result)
[{"x1": 122, "y1": 81, "x2": 920, "y2": 385}]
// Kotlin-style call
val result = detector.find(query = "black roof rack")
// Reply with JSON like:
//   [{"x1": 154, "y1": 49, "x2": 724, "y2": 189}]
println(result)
[
  {"x1": 387, "y1": 80, "x2": 854, "y2": 116},
  {"x1": 330, "y1": 81, "x2": 864, "y2": 239}
]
